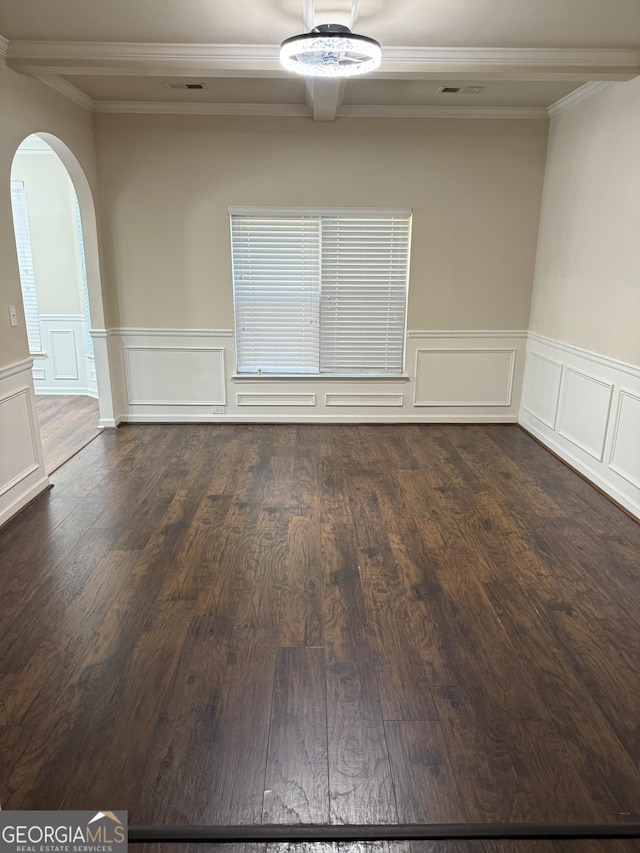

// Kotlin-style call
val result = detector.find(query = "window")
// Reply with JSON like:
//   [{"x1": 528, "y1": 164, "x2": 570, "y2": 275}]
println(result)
[
  {"x1": 74, "y1": 196, "x2": 94, "y2": 358},
  {"x1": 10, "y1": 180, "x2": 42, "y2": 353},
  {"x1": 230, "y1": 208, "x2": 411, "y2": 376}
]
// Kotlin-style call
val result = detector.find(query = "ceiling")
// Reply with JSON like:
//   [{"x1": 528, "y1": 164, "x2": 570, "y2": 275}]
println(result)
[{"x1": 0, "y1": 0, "x2": 639, "y2": 121}]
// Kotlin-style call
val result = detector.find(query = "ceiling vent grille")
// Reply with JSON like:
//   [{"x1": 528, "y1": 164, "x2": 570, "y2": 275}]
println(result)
[
  {"x1": 164, "y1": 82, "x2": 208, "y2": 90},
  {"x1": 437, "y1": 85, "x2": 485, "y2": 95}
]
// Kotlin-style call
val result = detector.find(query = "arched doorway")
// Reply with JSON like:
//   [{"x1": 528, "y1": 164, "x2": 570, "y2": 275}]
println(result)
[{"x1": 9, "y1": 132, "x2": 115, "y2": 471}]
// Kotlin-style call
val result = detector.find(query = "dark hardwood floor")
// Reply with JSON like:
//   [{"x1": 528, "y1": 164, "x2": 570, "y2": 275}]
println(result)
[
  {"x1": 0, "y1": 423, "x2": 639, "y2": 853},
  {"x1": 35, "y1": 393, "x2": 102, "y2": 474}
]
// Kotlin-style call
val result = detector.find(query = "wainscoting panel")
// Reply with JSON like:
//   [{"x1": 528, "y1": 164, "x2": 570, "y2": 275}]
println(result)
[
  {"x1": 124, "y1": 346, "x2": 225, "y2": 406},
  {"x1": 237, "y1": 393, "x2": 316, "y2": 407},
  {"x1": 520, "y1": 332, "x2": 640, "y2": 519},
  {"x1": 522, "y1": 352, "x2": 563, "y2": 428},
  {"x1": 111, "y1": 328, "x2": 527, "y2": 423},
  {"x1": 34, "y1": 315, "x2": 95, "y2": 396},
  {"x1": 325, "y1": 393, "x2": 404, "y2": 407},
  {"x1": 0, "y1": 387, "x2": 38, "y2": 496},
  {"x1": 0, "y1": 359, "x2": 49, "y2": 528},
  {"x1": 414, "y1": 348, "x2": 516, "y2": 407},
  {"x1": 50, "y1": 329, "x2": 79, "y2": 380},
  {"x1": 609, "y1": 390, "x2": 640, "y2": 491},
  {"x1": 557, "y1": 368, "x2": 613, "y2": 461}
]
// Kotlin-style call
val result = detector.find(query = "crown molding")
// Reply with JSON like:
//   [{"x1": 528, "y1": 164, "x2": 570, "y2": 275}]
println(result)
[
  {"x1": 7, "y1": 40, "x2": 279, "y2": 62},
  {"x1": 95, "y1": 100, "x2": 311, "y2": 116},
  {"x1": 0, "y1": 34, "x2": 8, "y2": 58},
  {"x1": 380, "y1": 46, "x2": 640, "y2": 69},
  {"x1": 34, "y1": 73, "x2": 96, "y2": 109},
  {"x1": 547, "y1": 81, "x2": 613, "y2": 117},
  {"x1": 6, "y1": 41, "x2": 640, "y2": 80},
  {"x1": 6, "y1": 40, "x2": 286, "y2": 76},
  {"x1": 92, "y1": 100, "x2": 548, "y2": 119},
  {"x1": 338, "y1": 104, "x2": 548, "y2": 119}
]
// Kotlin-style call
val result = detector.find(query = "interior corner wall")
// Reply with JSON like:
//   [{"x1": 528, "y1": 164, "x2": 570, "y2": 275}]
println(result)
[
  {"x1": 94, "y1": 113, "x2": 548, "y2": 424},
  {"x1": 521, "y1": 78, "x2": 640, "y2": 519}
]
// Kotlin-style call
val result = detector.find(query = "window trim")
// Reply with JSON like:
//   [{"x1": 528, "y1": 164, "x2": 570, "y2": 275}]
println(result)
[{"x1": 231, "y1": 373, "x2": 411, "y2": 382}]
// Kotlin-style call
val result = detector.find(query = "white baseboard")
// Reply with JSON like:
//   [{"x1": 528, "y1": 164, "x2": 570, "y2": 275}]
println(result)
[
  {"x1": 521, "y1": 332, "x2": 640, "y2": 520},
  {"x1": 119, "y1": 412, "x2": 519, "y2": 424},
  {"x1": 519, "y1": 418, "x2": 640, "y2": 519},
  {"x1": 35, "y1": 388, "x2": 97, "y2": 396}
]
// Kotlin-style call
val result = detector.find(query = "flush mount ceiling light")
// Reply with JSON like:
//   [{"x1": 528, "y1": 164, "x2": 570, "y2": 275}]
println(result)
[{"x1": 280, "y1": 24, "x2": 382, "y2": 78}]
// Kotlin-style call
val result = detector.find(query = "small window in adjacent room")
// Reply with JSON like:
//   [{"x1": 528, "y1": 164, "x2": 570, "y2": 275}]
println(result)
[
  {"x1": 229, "y1": 207, "x2": 412, "y2": 376},
  {"x1": 10, "y1": 180, "x2": 42, "y2": 354}
]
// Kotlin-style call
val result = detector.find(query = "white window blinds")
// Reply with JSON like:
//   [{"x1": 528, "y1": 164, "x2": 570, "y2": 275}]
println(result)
[
  {"x1": 10, "y1": 180, "x2": 42, "y2": 354},
  {"x1": 230, "y1": 210, "x2": 411, "y2": 376}
]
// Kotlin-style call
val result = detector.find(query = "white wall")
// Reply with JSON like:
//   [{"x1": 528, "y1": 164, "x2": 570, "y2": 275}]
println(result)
[
  {"x1": 529, "y1": 77, "x2": 640, "y2": 366},
  {"x1": 95, "y1": 113, "x2": 548, "y2": 423},
  {"x1": 521, "y1": 78, "x2": 640, "y2": 518}
]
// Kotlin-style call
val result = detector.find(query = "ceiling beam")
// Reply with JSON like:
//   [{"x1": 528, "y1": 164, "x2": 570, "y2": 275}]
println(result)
[
  {"x1": 309, "y1": 78, "x2": 345, "y2": 121},
  {"x1": 6, "y1": 42, "x2": 640, "y2": 82},
  {"x1": 349, "y1": 0, "x2": 360, "y2": 30},
  {"x1": 302, "y1": 0, "x2": 315, "y2": 31},
  {"x1": 301, "y1": 0, "x2": 355, "y2": 121}
]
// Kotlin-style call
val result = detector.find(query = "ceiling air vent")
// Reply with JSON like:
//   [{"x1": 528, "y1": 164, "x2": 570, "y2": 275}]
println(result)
[
  {"x1": 437, "y1": 85, "x2": 485, "y2": 95},
  {"x1": 164, "y1": 82, "x2": 208, "y2": 90}
]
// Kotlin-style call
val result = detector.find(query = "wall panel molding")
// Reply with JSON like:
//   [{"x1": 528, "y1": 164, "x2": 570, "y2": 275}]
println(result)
[
  {"x1": 110, "y1": 327, "x2": 526, "y2": 424},
  {"x1": 557, "y1": 367, "x2": 613, "y2": 462},
  {"x1": 522, "y1": 352, "x2": 563, "y2": 429},
  {"x1": 325, "y1": 393, "x2": 404, "y2": 407},
  {"x1": 34, "y1": 315, "x2": 93, "y2": 394},
  {"x1": 414, "y1": 348, "x2": 516, "y2": 407},
  {"x1": 0, "y1": 387, "x2": 39, "y2": 497},
  {"x1": 609, "y1": 389, "x2": 640, "y2": 491},
  {"x1": 124, "y1": 345, "x2": 226, "y2": 406},
  {"x1": 237, "y1": 392, "x2": 316, "y2": 407},
  {"x1": 520, "y1": 333, "x2": 640, "y2": 520},
  {"x1": 50, "y1": 329, "x2": 80, "y2": 380},
  {"x1": 0, "y1": 362, "x2": 49, "y2": 528}
]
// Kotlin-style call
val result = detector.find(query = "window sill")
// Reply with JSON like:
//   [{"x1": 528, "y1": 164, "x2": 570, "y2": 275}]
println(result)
[{"x1": 232, "y1": 374, "x2": 410, "y2": 383}]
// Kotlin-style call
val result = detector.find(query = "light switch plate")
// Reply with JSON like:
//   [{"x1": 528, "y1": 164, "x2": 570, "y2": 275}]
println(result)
[{"x1": 8, "y1": 305, "x2": 18, "y2": 327}]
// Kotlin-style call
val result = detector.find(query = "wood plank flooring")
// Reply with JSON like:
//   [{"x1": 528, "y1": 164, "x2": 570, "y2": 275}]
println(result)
[
  {"x1": 35, "y1": 394, "x2": 102, "y2": 474},
  {"x1": 0, "y1": 423, "x2": 639, "y2": 853}
]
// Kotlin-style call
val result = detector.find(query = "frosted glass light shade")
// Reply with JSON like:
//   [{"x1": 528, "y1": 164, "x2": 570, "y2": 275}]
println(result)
[{"x1": 280, "y1": 25, "x2": 381, "y2": 78}]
